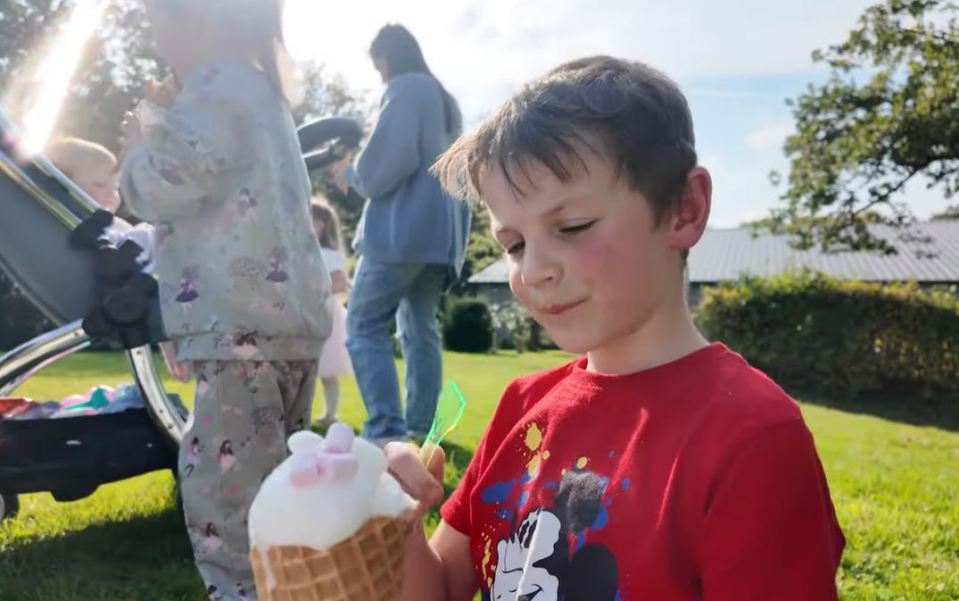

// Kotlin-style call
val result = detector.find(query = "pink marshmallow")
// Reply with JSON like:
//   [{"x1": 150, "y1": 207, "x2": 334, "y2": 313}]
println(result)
[
  {"x1": 289, "y1": 453, "x2": 323, "y2": 488},
  {"x1": 287, "y1": 426, "x2": 359, "y2": 487},
  {"x1": 323, "y1": 422, "x2": 355, "y2": 454},
  {"x1": 324, "y1": 453, "x2": 359, "y2": 483}
]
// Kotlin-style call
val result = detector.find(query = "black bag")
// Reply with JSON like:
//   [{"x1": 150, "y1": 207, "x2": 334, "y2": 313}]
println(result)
[{"x1": 0, "y1": 408, "x2": 176, "y2": 501}]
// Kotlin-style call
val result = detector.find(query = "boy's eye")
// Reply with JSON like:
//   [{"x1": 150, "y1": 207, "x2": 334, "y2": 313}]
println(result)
[
  {"x1": 505, "y1": 240, "x2": 525, "y2": 255},
  {"x1": 559, "y1": 220, "x2": 597, "y2": 235}
]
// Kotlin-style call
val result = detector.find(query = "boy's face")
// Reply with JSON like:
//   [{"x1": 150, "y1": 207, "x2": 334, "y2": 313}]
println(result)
[
  {"x1": 483, "y1": 150, "x2": 698, "y2": 358},
  {"x1": 75, "y1": 159, "x2": 120, "y2": 213}
]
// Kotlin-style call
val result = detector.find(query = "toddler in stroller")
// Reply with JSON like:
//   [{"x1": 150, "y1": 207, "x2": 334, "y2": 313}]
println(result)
[{"x1": 0, "y1": 110, "x2": 361, "y2": 522}]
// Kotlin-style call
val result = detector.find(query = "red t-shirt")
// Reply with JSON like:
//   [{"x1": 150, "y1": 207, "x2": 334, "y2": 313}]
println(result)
[{"x1": 441, "y1": 343, "x2": 844, "y2": 601}]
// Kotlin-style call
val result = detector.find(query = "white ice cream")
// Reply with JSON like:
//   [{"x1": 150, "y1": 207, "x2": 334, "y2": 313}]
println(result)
[{"x1": 248, "y1": 424, "x2": 414, "y2": 551}]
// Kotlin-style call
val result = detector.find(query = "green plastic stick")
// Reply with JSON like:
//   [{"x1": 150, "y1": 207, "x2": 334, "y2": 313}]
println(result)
[{"x1": 419, "y1": 379, "x2": 466, "y2": 466}]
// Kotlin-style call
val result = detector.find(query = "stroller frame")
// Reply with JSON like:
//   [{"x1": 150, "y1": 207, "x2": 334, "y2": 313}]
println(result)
[{"x1": 0, "y1": 110, "x2": 361, "y2": 519}]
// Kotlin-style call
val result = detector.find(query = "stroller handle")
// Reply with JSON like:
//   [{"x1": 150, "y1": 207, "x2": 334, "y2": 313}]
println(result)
[{"x1": 297, "y1": 117, "x2": 362, "y2": 172}]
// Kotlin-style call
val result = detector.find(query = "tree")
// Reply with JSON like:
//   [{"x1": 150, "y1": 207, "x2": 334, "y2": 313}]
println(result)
[
  {"x1": 451, "y1": 206, "x2": 501, "y2": 294},
  {"x1": 295, "y1": 63, "x2": 372, "y2": 244},
  {"x1": 931, "y1": 204, "x2": 959, "y2": 219},
  {"x1": 0, "y1": 1, "x2": 72, "y2": 80},
  {"x1": 1, "y1": 0, "x2": 163, "y2": 151},
  {"x1": 766, "y1": 0, "x2": 959, "y2": 254},
  {"x1": 0, "y1": 0, "x2": 157, "y2": 349},
  {"x1": 294, "y1": 65, "x2": 368, "y2": 125},
  {"x1": 0, "y1": 1, "x2": 370, "y2": 347}
]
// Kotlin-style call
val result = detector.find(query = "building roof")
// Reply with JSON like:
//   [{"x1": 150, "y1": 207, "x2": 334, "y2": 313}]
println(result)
[{"x1": 469, "y1": 221, "x2": 959, "y2": 285}]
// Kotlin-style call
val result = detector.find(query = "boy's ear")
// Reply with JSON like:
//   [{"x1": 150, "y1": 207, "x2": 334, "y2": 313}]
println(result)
[{"x1": 667, "y1": 167, "x2": 711, "y2": 252}]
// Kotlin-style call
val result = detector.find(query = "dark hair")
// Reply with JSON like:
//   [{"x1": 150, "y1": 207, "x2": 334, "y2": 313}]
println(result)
[
  {"x1": 370, "y1": 24, "x2": 461, "y2": 136},
  {"x1": 310, "y1": 198, "x2": 343, "y2": 250},
  {"x1": 433, "y1": 56, "x2": 697, "y2": 223}
]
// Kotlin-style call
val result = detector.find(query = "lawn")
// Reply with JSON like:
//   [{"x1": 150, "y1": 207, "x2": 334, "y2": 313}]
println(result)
[{"x1": 1, "y1": 350, "x2": 957, "y2": 600}]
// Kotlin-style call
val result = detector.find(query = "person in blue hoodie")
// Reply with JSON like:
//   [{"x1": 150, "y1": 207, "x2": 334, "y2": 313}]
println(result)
[{"x1": 334, "y1": 24, "x2": 471, "y2": 444}]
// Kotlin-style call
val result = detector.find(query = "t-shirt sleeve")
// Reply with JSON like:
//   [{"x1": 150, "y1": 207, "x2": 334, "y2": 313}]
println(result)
[
  {"x1": 440, "y1": 380, "x2": 521, "y2": 535},
  {"x1": 700, "y1": 420, "x2": 845, "y2": 601}
]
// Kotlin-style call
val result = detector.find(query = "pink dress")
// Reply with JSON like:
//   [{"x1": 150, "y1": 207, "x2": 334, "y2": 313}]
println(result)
[{"x1": 317, "y1": 248, "x2": 352, "y2": 378}]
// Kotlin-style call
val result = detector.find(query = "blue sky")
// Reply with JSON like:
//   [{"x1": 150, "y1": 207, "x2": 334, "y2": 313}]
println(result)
[
  {"x1": 686, "y1": 72, "x2": 818, "y2": 227},
  {"x1": 285, "y1": 0, "x2": 945, "y2": 227}
]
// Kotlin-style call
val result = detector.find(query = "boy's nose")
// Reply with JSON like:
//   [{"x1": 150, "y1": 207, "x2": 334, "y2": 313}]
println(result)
[{"x1": 520, "y1": 246, "x2": 561, "y2": 288}]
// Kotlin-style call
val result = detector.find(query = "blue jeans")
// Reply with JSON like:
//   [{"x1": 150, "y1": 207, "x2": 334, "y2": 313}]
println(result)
[{"x1": 346, "y1": 258, "x2": 446, "y2": 439}]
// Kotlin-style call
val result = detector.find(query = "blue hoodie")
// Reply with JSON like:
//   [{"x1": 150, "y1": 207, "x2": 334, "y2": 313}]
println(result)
[{"x1": 347, "y1": 73, "x2": 471, "y2": 282}]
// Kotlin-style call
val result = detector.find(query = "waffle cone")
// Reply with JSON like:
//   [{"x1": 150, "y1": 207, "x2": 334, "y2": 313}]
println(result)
[{"x1": 250, "y1": 516, "x2": 412, "y2": 601}]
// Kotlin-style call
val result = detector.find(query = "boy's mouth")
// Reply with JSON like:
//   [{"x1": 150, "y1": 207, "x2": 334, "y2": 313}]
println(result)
[{"x1": 538, "y1": 299, "x2": 585, "y2": 316}]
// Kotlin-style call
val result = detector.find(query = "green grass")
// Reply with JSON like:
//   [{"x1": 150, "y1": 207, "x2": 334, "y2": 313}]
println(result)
[{"x1": 1, "y1": 351, "x2": 957, "y2": 600}]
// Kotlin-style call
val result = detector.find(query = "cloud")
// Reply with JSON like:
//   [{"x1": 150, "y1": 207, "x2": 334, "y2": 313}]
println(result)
[
  {"x1": 701, "y1": 154, "x2": 783, "y2": 229},
  {"x1": 285, "y1": 0, "x2": 878, "y2": 120},
  {"x1": 283, "y1": 0, "x2": 956, "y2": 226},
  {"x1": 746, "y1": 123, "x2": 793, "y2": 152}
]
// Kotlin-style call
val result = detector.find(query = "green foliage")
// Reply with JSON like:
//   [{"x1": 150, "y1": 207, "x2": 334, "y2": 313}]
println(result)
[
  {"x1": 767, "y1": 0, "x2": 959, "y2": 254},
  {"x1": 450, "y1": 206, "x2": 500, "y2": 294},
  {"x1": 697, "y1": 270, "x2": 959, "y2": 395},
  {"x1": 0, "y1": 0, "x2": 164, "y2": 152},
  {"x1": 0, "y1": 1, "x2": 369, "y2": 255},
  {"x1": 489, "y1": 302, "x2": 533, "y2": 352},
  {"x1": 0, "y1": 270, "x2": 53, "y2": 351},
  {"x1": 931, "y1": 204, "x2": 959, "y2": 220},
  {"x1": 0, "y1": 2, "x2": 369, "y2": 159},
  {"x1": 442, "y1": 297, "x2": 494, "y2": 353},
  {"x1": 3, "y1": 352, "x2": 959, "y2": 599}
]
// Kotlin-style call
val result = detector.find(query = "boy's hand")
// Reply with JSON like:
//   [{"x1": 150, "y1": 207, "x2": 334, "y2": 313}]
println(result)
[{"x1": 385, "y1": 442, "x2": 445, "y2": 515}]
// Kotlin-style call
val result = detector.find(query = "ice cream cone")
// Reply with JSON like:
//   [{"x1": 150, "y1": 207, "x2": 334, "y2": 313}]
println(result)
[{"x1": 250, "y1": 515, "x2": 412, "y2": 601}]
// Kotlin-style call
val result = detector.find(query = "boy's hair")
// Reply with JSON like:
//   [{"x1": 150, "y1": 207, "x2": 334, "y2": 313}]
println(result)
[
  {"x1": 310, "y1": 198, "x2": 343, "y2": 251},
  {"x1": 433, "y1": 56, "x2": 698, "y2": 224},
  {"x1": 46, "y1": 137, "x2": 116, "y2": 179},
  {"x1": 148, "y1": 0, "x2": 299, "y2": 104}
]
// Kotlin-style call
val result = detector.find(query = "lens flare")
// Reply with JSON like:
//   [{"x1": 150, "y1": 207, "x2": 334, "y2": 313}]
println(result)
[{"x1": 21, "y1": 0, "x2": 107, "y2": 155}]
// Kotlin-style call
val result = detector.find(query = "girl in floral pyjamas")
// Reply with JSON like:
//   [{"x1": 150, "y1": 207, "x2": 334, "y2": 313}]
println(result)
[{"x1": 119, "y1": 1, "x2": 332, "y2": 598}]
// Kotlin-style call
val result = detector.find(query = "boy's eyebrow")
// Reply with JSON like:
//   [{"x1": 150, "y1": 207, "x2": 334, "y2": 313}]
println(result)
[
  {"x1": 544, "y1": 203, "x2": 569, "y2": 217},
  {"x1": 540, "y1": 194, "x2": 587, "y2": 218}
]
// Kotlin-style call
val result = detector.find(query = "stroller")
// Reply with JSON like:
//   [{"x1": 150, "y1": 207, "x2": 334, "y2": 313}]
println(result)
[{"x1": 0, "y1": 109, "x2": 361, "y2": 520}]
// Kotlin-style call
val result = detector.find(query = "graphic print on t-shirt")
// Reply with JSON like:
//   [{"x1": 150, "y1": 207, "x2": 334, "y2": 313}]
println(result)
[{"x1": 479, "y1": 422, "x2": 620, "y2": 601}]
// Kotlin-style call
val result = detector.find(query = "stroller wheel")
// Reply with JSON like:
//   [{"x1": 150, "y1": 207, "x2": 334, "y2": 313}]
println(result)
[{"x1": 0, "y1": 491, "x2": 19, "y2": 521}]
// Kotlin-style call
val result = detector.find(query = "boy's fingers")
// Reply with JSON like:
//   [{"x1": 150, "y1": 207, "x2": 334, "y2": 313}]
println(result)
[
  {"x1": 426, "y1": 444, "x2": 446, "y2": 481},
  {"x1": 385, "y1": 443, "x2": 444, "y2": 508}
]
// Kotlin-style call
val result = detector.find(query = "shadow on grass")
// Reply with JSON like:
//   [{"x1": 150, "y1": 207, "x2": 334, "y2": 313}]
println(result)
[
  {"x1": 790, "y1": 384, "x2": 959, "y2": 432},
  {"x1": 1, "y1": 507, "x2": 204, "y2": 601}
]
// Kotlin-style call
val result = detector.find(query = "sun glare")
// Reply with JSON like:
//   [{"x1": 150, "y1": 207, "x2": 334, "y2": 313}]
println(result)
[{"x1": 21, "y1": 0, "x2": 106, "y2": 155}]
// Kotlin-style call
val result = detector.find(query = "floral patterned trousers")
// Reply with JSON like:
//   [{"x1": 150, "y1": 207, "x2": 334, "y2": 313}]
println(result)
[{"x1": 178, "y1": 359, "x2": 318, "y2": 601}]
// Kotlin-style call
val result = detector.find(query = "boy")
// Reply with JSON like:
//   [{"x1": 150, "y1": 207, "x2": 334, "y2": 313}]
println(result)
[
  {"x1": 46, "y1": 137, "x2": 189, "y2": 380},
  {"x1": 46, "y1": 137, "x2": 122, "y2": 211},
  {"x1": 386, "y1": 56, "x2": 845, "y2": 601},
  {"x1": 46, "y1": 137, "x2": 154, "y2": 267}
]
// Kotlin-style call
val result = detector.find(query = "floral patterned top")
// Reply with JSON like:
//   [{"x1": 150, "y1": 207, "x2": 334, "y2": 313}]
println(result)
[{"x1": 121, "y1": 60, "x2": 331, "y2": 361}]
